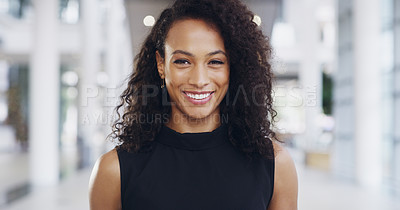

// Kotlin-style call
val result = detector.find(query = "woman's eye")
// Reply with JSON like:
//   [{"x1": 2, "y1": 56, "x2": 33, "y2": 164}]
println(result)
[
  {"x1": 209, "y1": 60, "x2": 224, "y2": 65},
  {"x1": 173, "y1": 59, "x2": 190, "y2": 65}
]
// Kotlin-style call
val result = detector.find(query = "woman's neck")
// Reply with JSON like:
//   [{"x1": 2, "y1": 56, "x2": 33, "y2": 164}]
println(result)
[{"x1": 165, "y1": 109, "x2": 221, "y2": 133}]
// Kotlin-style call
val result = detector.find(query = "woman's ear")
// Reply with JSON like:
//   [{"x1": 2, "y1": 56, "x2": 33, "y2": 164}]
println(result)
[{"x1": 155, "y1": 51, "x2": 165, "y2": 79}]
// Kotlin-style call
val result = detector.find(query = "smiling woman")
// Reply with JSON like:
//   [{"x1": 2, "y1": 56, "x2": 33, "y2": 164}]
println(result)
[
  {"x1": 89, "y1": 0, "x2": 298, "y2": 209},
  {"x1": 156, "y1": 19, "x2": 230, "y2": 131}
]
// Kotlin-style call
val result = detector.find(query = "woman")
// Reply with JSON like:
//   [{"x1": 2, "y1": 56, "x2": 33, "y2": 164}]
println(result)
[{"x1": 89, "y1": 0, "x2": 298, "y2": 209}]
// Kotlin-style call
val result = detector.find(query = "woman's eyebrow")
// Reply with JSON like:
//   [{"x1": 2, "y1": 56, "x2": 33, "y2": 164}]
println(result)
[
  {"x1": 172, "y1": 50, "x2": 194, "y2": 57},
  {"x1": 206, "y1": 50, "x2": 227, "y2": 57},
  {"x1": 171, "y1": 50, "x2": 227, "y2": 57}
]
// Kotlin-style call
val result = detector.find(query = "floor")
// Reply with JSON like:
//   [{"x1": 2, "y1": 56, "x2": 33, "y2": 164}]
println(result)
[{"x1": 1, "y1": 149, "x2": 400, "y2": 210}]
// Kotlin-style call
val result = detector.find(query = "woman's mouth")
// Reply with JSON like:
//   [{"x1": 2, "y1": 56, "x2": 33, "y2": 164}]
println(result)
[{"x1": 182, "y1": 91, "x2": 215, "y2": 105}]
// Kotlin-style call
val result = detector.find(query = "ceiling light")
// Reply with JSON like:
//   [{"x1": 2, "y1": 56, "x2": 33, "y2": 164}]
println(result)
[
  {"x1": 143, "y1": 15, "x2": 155, "y2": 27},
  {"x1": 253, "y1": 15, "x2": 262, "y2": 26}
]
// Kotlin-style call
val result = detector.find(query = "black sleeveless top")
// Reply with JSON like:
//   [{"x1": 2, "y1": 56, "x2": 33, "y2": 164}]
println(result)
[{"x1": 117, "y1": 123, "x2": 275, "y2": 210}]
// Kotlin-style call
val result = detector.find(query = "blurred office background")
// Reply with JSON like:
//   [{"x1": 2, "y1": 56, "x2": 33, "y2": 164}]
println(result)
[{"x1": 0, "y1": 0, "x2": 399, "y2": 209}]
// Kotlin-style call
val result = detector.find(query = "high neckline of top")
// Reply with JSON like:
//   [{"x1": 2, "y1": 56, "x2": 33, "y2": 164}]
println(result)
[{"x1": 155, "y1": 123, "x2": 229, "y2": 151}]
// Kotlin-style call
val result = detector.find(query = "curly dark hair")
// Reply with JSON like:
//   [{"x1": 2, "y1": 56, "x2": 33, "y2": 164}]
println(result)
[{"x1": 109, "y1": 0, "x2": 279, "y2": 160}]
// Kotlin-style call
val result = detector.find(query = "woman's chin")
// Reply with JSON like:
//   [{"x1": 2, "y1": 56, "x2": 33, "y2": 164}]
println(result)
[
  {"x1": 171, "y1": 102, "x2": 219, "y2": 121},
  {"x1": 183, "y1": 108, "x2": 216, "y2": 120},
  {"x1": 187, "y1": 113, "x2": 210, "y2": 120}
]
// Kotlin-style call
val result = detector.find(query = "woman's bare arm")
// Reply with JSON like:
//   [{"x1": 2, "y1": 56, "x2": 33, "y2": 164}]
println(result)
[
  {"x1": 268, "y1": 142, "x2": 298, "y2": 210},
  {"x1": 89, "y1": 149, "x2": 121, "y2": 210}
]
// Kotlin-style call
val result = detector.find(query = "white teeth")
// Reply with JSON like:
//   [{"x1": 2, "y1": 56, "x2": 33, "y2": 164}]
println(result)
[{"x1": 185, "y1": 92, "x2": 212, "y2": 100}]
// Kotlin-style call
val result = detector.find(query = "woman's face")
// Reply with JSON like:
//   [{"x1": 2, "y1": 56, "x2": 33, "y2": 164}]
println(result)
[{"x1": 156, "y1": 19, "x2": 230, "y2": 121}]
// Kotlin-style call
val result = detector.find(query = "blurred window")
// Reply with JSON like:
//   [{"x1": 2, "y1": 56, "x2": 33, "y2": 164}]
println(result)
[
  {"x1": 381, "y1": 0, "x2": 395, "y2": 193},
  {"x1": 60, "y1": 0, "x2": 80, "y2": 24},
  {"x1": 0, "y1": 0, "x2": 31, "y2": 19},
  {"x1": 0, "y1": 0, "x2": 80, "y2": 22}
]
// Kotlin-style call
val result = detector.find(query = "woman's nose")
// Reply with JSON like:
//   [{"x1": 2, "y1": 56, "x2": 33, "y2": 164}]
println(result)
[{"x1": 188, "y1": 64, "x2": 210, "y2": 88}]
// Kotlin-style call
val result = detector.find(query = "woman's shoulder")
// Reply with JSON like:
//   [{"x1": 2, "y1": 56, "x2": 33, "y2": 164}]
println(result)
[
  {"x1": 271, "y1": 141, "x2": 297, "y2": 181},
  {"x1": 89, "y1": 148, "x2": 121, "y2": 209},
  {"x1": 92, "y1": 148, "x2": 120, "y2": 178},
  {"x1": 99, "y1": 148, "x2": 119, "y2": 166},
  {"x1": 268, "y1": 141, "x2": 298, "y2": 209},
  {"x1": 89, "y1": 148, "x2": 120, "y2": 189},
  {"x1": 272, "y1": 141, "x2": 294, "y2": 165}
]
